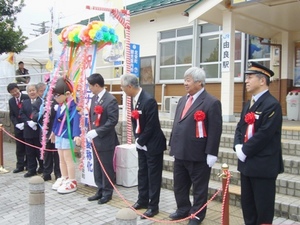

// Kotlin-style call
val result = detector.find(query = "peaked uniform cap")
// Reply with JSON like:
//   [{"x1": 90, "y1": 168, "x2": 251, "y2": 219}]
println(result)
[{"x1": 245, "y1": 62, "x2": 274, "y2": 77}]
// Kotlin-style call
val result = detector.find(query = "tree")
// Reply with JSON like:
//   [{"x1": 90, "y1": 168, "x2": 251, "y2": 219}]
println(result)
[{"x1": 0, "y1": 0, "x2": 27, "y2": 54}]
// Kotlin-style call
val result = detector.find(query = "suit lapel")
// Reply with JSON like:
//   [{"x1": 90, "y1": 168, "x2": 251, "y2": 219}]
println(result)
[
  {"x1": 135, "y1": 90, "x2": 144, "y2": 110},
  {"x1": 180, "y1": 91, "x2": 206, "y2": 120}
]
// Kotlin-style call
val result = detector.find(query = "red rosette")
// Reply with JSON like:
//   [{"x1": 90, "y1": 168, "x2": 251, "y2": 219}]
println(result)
[
  {"x1": 244, "y1": 112, "x2": 255, "y2": 124},
  {"x1": 131, "y1": 110, "x2": 140, "y2": 134},
  {"x1": 244, "y1": 112, "x2": 256, "y2": 142},
  {"x1": 194, "y1": 110, "x2": 206, "y2": 121},
  {"x1": 94, "y1": 105, "x2": 103, "y2": 126},
  {"x1": 94, "y1": 105, "x2": 103, "y2": 114},
  {"x1": 131, "y1": 110, "x2": 139, "y2": 120},
  {"x1": 194, "y1": 110, "x2": 207, "y2": 138}
]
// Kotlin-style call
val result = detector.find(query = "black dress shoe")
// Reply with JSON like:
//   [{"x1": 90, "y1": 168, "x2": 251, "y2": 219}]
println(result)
[
  {"x1": 187, "y1": 218, "x2": 204, "y2": 225},
  {"x1": 42, "y1": 174, "x2": 51, "y2": 181},
  {"x1": 37, "y1": 168, "x2": 44, "y2": 174},
  {"x1": 169, "y1": 212, "x2": 188, "y2": 220},
  {"x1": 13, "y1": 168, "x2": 24, "y2": 173},
  {"x1": 132, "y1": 202, "x2": 148, "y2": 210},
  {"x1": 87, "y1": 194, "x2": 102, "y2": 201},
  {"x1": 24, "y1": 172, "x2": 37, "y2": 178},
  {"x1": 140, "y1": 208, "x2": 159, "y2": 219},
  {"x1": 98, "y1": 196, "x2": 112, "y2": 204}
]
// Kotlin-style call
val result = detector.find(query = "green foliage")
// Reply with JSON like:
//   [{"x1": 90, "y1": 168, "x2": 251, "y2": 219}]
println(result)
[{"x1": 0, "y1": 0, "x2": 27, "y2": 54}]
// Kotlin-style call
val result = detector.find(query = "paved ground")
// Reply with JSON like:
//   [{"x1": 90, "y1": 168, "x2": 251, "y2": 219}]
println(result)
[{"x1": 1, "y1": 138, "x2": 300, "y2": 224}]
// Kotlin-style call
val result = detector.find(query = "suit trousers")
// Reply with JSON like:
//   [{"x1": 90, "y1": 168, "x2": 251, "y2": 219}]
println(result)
[
  {"x1": 93, "y1": 150, "x2": 115, "y2": 198},
  {"x1": 15, "y1": 132, "x2": 26, "y2": 169},
  {"x1": 173, "y1": 159, "x2": 211, "y2": 219},
  {"x1": 241, "y1": 173, "x2": 276, "y2": 225},
  {"x1": 137, "y1": 150, "x2": 164, "y2": 210},
  {"x1": 43, "y1": 141, "x2": 61, "y2": 178},
  {"x1": 25, "y1": 138, "x2": 43, "y2": 174}
]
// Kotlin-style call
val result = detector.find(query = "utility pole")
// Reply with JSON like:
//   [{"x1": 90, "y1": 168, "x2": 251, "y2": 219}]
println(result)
[{"x1": 30, "y1": 21, "x2": 49, "y2": 36}]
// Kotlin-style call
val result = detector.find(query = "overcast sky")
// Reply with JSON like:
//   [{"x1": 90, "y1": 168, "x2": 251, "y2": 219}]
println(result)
[{"x1": 16, "y1": 0, "x2": 141, "y2": 38}]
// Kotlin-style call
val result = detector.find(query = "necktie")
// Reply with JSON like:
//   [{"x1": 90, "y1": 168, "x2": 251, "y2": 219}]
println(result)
[
  {"x1": 181, "y1": 96, "x2": 193, "y2": 119},
  {"x1": 133, "y1": 99, "x2": 137, "y2": 109},
  {"x1": 95, "y1": 95, "x2": 99, "y2": 104},
  {"x1": 16, "y1": 98, "x2": 21, "y2": 108},
  {"x1": 249, "y1": 98, "x2": 255, "y2": 108}
]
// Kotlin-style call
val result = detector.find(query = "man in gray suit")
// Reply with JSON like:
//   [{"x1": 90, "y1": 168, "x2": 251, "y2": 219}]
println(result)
[
  {"x1": 169, "y1": 67, "x2": 222, "y2": 225},
  {"x1": 86, "y1": 73, "x2": 119, "y2": 204}
]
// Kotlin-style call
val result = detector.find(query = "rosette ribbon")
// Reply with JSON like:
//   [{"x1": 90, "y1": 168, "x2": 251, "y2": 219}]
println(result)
[
  {"x1": 131, "y1": 110, "x2": 140, "y2": 134},
  {"x1": 94, "y1": 105, "x2": 103, "y2": 126},
  {"x1": 194, "y1": 111, "x2": 207, "y2": 138},
  {"x1": 244, "y1": 112, "x2": 255, "y2": 142}
]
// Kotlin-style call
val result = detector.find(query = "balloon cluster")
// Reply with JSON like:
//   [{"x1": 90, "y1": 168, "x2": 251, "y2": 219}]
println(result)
[{"x1": 58, "y1": 21, "x2": 119, "y2": 46}]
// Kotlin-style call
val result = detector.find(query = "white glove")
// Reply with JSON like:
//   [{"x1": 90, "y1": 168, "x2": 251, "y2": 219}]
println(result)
[
  {"x1": 54, "y1": 104, "x2": 59, "y2": 111},
  {"x1": 27, "y1": 120, "x2": 37, "y2": 130},
  {"x1": 235, "y1": 144, "x2": 246, "y2": 162},
  {"x1": 135, "y1": 138, "x2": 147, "y2": 151},
  {"x1": 206, "y1": 154, "x2": 217, "y2": 167},
  {"x1": 86, "y1": 130, "x2": 98, "y2": 143},
  {"x1": 15, "y1": 123, "x2": 24, "y2": 130}
]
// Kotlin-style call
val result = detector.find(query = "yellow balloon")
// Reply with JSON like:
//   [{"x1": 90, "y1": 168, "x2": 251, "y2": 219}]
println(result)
[{"x1": 89, "y1": 29, "x2": 96, "y2": 39}]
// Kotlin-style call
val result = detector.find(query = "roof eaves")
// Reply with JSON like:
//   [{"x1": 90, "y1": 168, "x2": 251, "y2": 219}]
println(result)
[
  {"x1": 183, "y1": 0, "x2": 203, "y2": 14},
  {"x1": 129, "y1": 0, "x2": 197, "y2": 16}
]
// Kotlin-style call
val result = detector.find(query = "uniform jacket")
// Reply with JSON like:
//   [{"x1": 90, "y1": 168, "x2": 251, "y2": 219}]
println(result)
[
  {"x1": 89, "y1": 91, "x2": 119, "y2": 152},
  {"x1": 52, "y1": 100, "x2": 81, "y2": 139},
  {"x1": 234, "y1": 91, "x2": 284, "y2": 178},
  {"x1": 132, "y1": 90, "x2": 166, "y2": 155},
  {"x1": 9, "y1": 93, "x2": 29, "y2": 135},
  {"x1": 169, "y1": 90, "x2": 222, "y2": 161}
]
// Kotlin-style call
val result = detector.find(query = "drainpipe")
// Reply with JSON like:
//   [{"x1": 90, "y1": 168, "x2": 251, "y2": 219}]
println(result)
[{"x1": 259, "y1": 38, "x2": 282, "y2": 103}]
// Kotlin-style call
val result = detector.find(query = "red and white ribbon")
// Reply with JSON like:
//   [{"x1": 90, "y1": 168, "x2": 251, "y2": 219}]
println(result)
[
  {"x1": 95, "y1": 114, "x2": 101, "y2": 126},
  {"x1": 244, "y1": 112, "x2": 256, "y2": 142},
  {"x1": 244, "y1": 123, "x2": 254, "y2": 142},
  {"x1": 196, "y1": 121, "x2": 207, "y2": 138},
  {"x1": 135, "y1": 118, "x2": 140, "y2": 134}
]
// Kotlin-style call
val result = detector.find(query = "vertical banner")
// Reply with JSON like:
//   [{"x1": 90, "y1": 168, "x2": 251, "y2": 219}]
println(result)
[
  {"x1": 222, "y1": 33, "x2": 230, "y2": 72},
  {"x1": 81, "y1": 45, "x2": 97, "y2": 187},
  {"x1": 130, "y1": 43, "x2": 140, "y2": 77}
]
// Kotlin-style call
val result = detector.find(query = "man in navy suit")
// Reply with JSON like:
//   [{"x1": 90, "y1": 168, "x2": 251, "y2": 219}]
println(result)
[
  {"x1": 86, "y1": 73, "x2": 120, "y2": 204},
  {"x1": 234, "y1": 62, "x2": 284, "y2": 225},
  {"x1": 169, "y1": 67, "x2": 222, "y2": 225},
  {"x1": 7, "y1": 83, "x2": 29, "y2": 173},
  {"x1": 120, "y1": 74, "x2": 166, "y2": 219}
]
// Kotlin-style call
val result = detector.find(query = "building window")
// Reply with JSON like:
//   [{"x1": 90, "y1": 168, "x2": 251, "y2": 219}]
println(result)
[
  {"x1": 159, "y1": 27, "x2": 193, "y2": 81},
  {"x1": 199, "y1": 24, "x2": 244, "y2": 79}
]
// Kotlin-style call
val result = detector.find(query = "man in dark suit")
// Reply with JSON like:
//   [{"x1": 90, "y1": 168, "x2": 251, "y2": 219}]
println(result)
[
  {"x1": 7, "y1": 83, "x2": 29, "y2": 173},
  {"x1": 120, "y1": 74, "x2": 166, "y2": 219},
  {"x1": 233, "y1": 62, "x2": 284, "y2": 225},
  {"x1": 86, "y1": 73, "x2": 119, "y2": 204},
  {"x1": 20, "y1": 84, "x2": 43, "y2": 177},
  {"x1": 169, "y1": 67, "x2": 222, "y2": 225}
]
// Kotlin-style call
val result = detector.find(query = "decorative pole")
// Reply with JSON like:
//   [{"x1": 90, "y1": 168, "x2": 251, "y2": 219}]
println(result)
[
  {"x1": 0, "y1": 124, "x2": 9, "y2": 173},
  {"x1": 221, "y1": 163, "x2": 229, "y2": 225}
]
